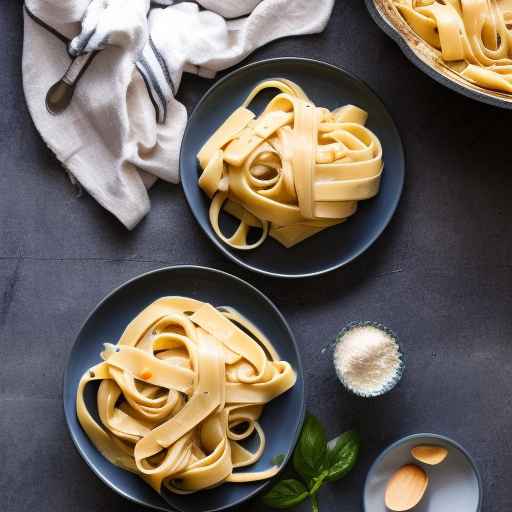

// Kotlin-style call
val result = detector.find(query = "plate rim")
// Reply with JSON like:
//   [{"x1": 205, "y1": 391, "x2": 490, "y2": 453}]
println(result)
[
  {"x1": 180, "y1": 57, "x2": 405, "y2": 279},
  {"x1": 364, "y1": 0, "x2": 512, "y2": 110},
  {"x1": 362, "y1": 432, "x2": 483, "y2": 512},
  {"x1": 62, "y1": 265, "x2": 306, "y2": 512}
]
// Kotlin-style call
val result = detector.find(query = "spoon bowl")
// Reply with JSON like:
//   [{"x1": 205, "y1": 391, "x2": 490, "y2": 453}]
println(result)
[{"x1": 46, "y1": 52, "x2": 96, "y2": 115}]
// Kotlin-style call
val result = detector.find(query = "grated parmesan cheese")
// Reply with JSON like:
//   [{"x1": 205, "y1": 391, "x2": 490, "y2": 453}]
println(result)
[{"x1": 334, "y1": 324, "x2": 402, "y2": 396}]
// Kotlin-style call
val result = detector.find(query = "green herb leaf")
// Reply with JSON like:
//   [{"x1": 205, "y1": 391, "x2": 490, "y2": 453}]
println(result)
[
  {"x1": 293, "y1": 414, "x2": 327, "y2": 485},
  {"x1": 271, "y1": 453, "x2": 286, "y2": 466},
  {"x1": 324, "y1": 430, "x2": 360, "y2": 482},
  {"x1": 262, "y1": 479, "x2": 309, "y2": 509}
]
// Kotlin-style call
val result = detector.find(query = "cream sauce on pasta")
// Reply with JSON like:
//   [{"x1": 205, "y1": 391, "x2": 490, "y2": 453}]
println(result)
[{"x1": 76, "y1": 297, "x2": 296, "y2": 494}]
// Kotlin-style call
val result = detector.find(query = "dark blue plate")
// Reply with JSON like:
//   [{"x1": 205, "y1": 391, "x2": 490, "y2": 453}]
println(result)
[
  {"x1": 63, "y1": 266, "x2": 305, "y2": 512},
  {"x1": 180, "y1": 58, "x2": 405, "y2": 278}
]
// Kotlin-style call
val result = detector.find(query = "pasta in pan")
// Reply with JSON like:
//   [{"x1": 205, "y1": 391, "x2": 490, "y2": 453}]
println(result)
[
  {"x1": 76, "y1": 296, "x2": 296, "y2": 494},
  {"x1": 197, "y1": 79, "x2": 383, "y2": 250},
  {"x1": 393, "y1": 0, "x2": 512, "y2": 93}
]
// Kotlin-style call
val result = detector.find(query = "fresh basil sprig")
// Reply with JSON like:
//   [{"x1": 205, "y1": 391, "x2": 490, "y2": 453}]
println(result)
[{"x1": 263, "y1": 414, "x2": 360, "y2": 512}]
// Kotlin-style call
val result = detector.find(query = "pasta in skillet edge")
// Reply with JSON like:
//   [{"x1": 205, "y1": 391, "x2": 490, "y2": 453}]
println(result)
[{"x1": 393, "y1": 0, "x2": 512, "y2": 94}]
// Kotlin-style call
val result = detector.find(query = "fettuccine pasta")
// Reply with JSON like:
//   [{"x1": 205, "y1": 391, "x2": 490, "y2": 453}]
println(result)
[
  {"x1": 393, "y1": 0, "x2": 512, "y2": 93},
  {"x1": 76, "y1": 297, "x2": 296, "y2": 494},
  {"x1": 197, "y1": 78, "x2": 383, "y2": 250}
]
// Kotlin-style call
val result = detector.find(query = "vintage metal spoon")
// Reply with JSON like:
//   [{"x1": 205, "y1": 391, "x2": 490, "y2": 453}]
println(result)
[
  {"x1": 385, "y1": 464, "x2": 429, "y2": 511},
  {"x1": 46, "y1": 51, "x2": 96, "y2": 115}
]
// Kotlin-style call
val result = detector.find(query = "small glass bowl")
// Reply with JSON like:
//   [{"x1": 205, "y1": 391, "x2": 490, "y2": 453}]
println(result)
[{"x1": 333, "y1": 321, "x2": 405, "y2": 398}]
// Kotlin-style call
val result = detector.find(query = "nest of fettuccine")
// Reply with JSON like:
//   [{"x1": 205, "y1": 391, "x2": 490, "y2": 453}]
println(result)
[
  {"x1": 76, "y1": 297, "x2": 296, "y2": 494},
  {"x1": 197, "y1": 78, "x2": 384, "y2": 250}
]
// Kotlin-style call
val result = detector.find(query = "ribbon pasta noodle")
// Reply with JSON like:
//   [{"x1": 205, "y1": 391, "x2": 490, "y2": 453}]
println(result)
[
  {"x1": 76, "y1": 296, "x2": 296, "y2": 494},
  {"x1": 197, "y1": 78, "x2": 383, "y2": 250},
  {"x1": 393, "y1": 0, "x2": 512, "y2": 93}
]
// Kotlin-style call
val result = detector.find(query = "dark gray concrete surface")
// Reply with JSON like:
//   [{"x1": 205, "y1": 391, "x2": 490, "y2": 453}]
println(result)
[{"x1": 1, "y1": 1, "x2": 511, "y2": 511}]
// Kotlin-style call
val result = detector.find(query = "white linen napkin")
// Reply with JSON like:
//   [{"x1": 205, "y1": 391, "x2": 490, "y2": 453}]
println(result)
[{"x1": 22, "y1": 0, "x2": 334, "y2": 229}]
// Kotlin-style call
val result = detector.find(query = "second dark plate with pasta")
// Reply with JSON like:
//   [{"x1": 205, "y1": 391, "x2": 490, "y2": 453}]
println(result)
[
  {"x1": 180, "y1": 58, "x2": 405, "y2": 278},
  {"x1": 63, "y1": 266, "x2": 305, "y2": 512}
]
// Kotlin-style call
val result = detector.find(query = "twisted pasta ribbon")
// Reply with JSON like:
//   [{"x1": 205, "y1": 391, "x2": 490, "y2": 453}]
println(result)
[
  {"x1": 197, "y1": 79, "x2": 383, "y2": 249},
  {"x1": 393, "y1": 0, "x2": 512, "y2": 93},
  {"x1": 76, "y1": 297, "x2": 296, "y2": 494}
]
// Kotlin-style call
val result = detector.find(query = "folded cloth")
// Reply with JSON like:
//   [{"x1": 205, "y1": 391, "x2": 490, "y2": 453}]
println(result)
[{"x1": 22, "y1": 0, "x2": 334, "y2": 229}]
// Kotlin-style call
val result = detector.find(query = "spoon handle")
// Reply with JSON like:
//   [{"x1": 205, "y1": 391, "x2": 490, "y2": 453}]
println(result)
[
  {"x1": 62, "y1": 52, "x2": 94, "y2": 85},
  {"x1": 46, "y1": 52, "x2": 96, "y2": 115}
]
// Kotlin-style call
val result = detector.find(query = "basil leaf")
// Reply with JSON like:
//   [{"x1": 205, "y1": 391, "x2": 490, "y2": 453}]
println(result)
[
  {"x1": 262, "y1": 479, "x2": 309, "y2": 509},
  {"x1": 293, "y1": 414, "x2": 327, "y2": 484},
  {"x1": 324, "y1": 430, "x2": 360, "y2": 482}
]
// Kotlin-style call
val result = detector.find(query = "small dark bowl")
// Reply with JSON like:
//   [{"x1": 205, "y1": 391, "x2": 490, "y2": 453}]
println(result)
[
  {"x1": 180, "y1": 58, "x2": 405, "y2": 278},
  {"x1": 63, "y1": 266, "x2": 305, "y2": 512},
  {"x1": 365, "y1": 0, "x2": 512, "y2": 110}
]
